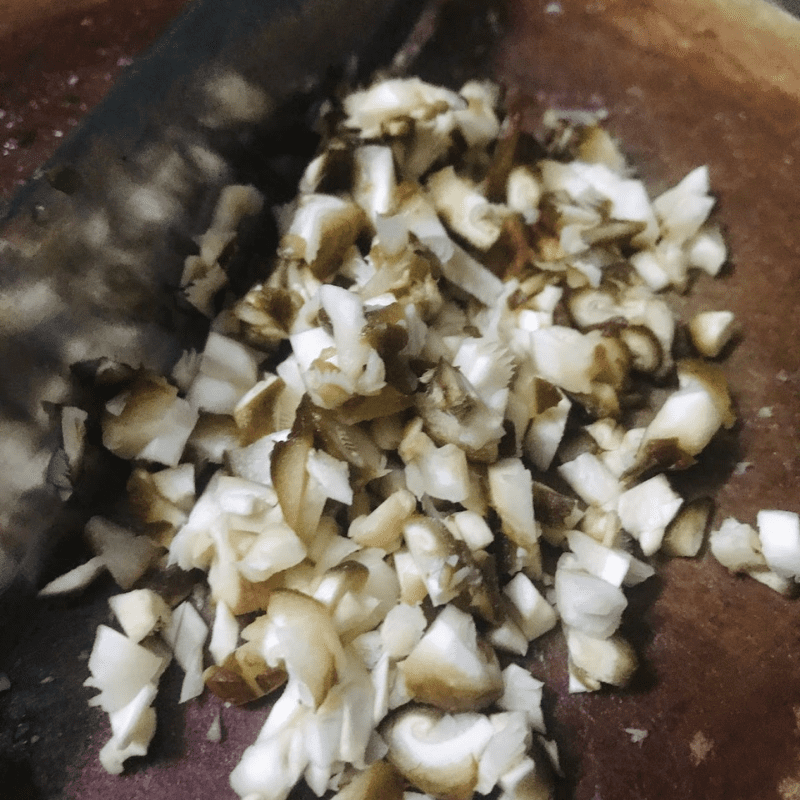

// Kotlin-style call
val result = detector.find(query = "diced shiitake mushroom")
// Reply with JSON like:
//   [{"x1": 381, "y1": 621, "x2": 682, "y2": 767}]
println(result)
[
  {"x1": 163, "y1": 601, "x2": 208, "y2": 703},
  {"x1": 689, "y1": 310, "x2": 736, "y2": 358},
  {"x1": 709, "y1": 517, "x2": 766, "y2": 573},
  {"x1": 756, "y1": 510, "x2": 800, "y2": 580},
  {"x1": 279, "y1": 194, "x2": 366, "y2": 279},
  {"x1": 502, "y1": 573, "x2": 557, "y2": 641},
  {"x1": 109, "y1": 589, "x2": 171, "y2": 643},
  {"x1": 86, "y1": 517, "x2": 160, "y2": 591},
  {"x1": 566, "y1": 628, "x2": 637, "y2": 691},
  {"x1": 85, "y1": 625, "x2": 166, "y2": 713},
  {"x1": 186, "y1": 333, "x2": 260, "y2": 415},
  {"x1": 709, "y1": 512, "x2": 800, "y2": 593},
  {"x1": 617, "y1": 475, "x2": 683, "y2": 556},
  {"x1": 401, "y1": 516, "x2": 481, "y2": 607},
  {"x1": 554, "y1": 557, "x2": 627, "y2": 639},
  {"x1": 661, "y1": 498, "x2": 713, "y2": 558},
  {"x1": 400, "y1": 605, "x2": 503, "y2": 712},
  {"x1": 78, "y1": 73, "x2": 781, "y2": 800},
  {"x1": 84, "y1": 625, "x2": 169, "y2": 774},
  {"x1": 259, "y1": 589, "x2": 347, "y2": 709},
  {"x1": 37, "y1": 556, "x2": 107, "y2": 597},
  {"x1": 204, "y1": 641, "x2": 287, "y2": 706},
  {"x1": 331, "y1": 760, "x2": 405, "y2": 800},
  {"x1": 103, "y1": 374, "x2": 199, "y2": 467},
  {"x1": 381, "y1": 706, "x2": 496, "y2": 800}
]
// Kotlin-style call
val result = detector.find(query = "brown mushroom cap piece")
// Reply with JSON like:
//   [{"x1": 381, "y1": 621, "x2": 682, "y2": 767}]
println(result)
[
  {"x1": 400, "y1": 604, "x2": 503, "y2": 712},
  {"x1": 381, "y1": 705, "x2": 495, "y2": 800}
]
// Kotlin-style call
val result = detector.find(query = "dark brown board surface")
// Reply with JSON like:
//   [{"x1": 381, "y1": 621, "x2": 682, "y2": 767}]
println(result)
[{"x1": 0, "y1": 0, "x2": 189, "y2": 201}]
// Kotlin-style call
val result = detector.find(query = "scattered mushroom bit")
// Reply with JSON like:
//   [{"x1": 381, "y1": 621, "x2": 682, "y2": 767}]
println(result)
[{"x1": 61, "y1": 75, "x2": 796, "y2": 798}]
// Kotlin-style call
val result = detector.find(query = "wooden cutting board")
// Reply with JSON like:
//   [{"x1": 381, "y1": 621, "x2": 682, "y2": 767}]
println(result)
[
  {"x1": 1, "y1": 2, "x2": 799, "y2": 799},
  {"x1": 0, "y1": 0, "x2": 189, "y2": 200}
]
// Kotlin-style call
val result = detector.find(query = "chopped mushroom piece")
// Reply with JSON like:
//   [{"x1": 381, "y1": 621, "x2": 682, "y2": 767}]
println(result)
[
  {"x1": 476, "y1": 712, "x2": 532, "y2": 794},
  {"x1": 524, "y1": 387, "x2": 571, "y2": 472},
  {"x1": 99, "y1": 685, "x2": 158, "y2": 775},
  {"x1": 554, "y1": 557, "x2": 627, "y2": 639},
  {"x1": 382, "y1": 705, "x2": 495, "y2": 800},
  {"x1": 502, "y1": 573, "x2": 557, "y2": 641},
  {"x1": 206, "y1": 713, "x2": 223, "y2": 743},
  {"x1": 566, "y1": 530, "x2": 630, "y2": 587},
  {"x1": 342, "y1": 77, "x2": 464, "y2": 140},
  {"x1": 400, "y1": 424, "x2": 471, "y2": 504},
  {"x1": 617, "y1": 475, "x2": 683, "y2": 556},
  {"x1": 488, "y1": 459, "x2": 541, "y2": 573},
  {"x1": 636, "y1": 384, "x2": 724, "y2": 469},
  {"x1": 84, "y1": 625, "x2": 166, "y2": 713},
  {"x1": 259, "y1": 589, "x2": 347, "y2": 709},
  {"x1": 402, "y1": 516, "x2": 480, "y2": 607},
  {"x1": 103, "y1": 374, "x2": 198, "y2": 467},
  {"x1": 380, "y1": 603, "x2": 427, "y2": 659},
  {"x1": 209, "y1": 600, "x2": 240, "y2": 665},
  {"x1": 427, "y1": 167, "x2": 508, "y2": 251},
  {"x1": 757, "y1": 510, "x2": 800, "y2": 580},
  {"x1": 416, "y1": 359, "x2": 505, "y2": 461},
  {"x1": 497, "y1": 754, "x2": 553, "y2": 800},
  {"x1": 74, "y1": 72, "x2": 764, "y2": 800},
  {"x1": 487, "y1": 607, "x2": 529, "y2": 657},
  {"x1": 498, "y1": 664, "x2": 546, "y2": 734},
  {"x1": 566, "y1": 628, "x2": 637, "y2": 691},
  {"x1": 393, "y1": 549, "x2": 429, "y2": 606},
  {"x1": 400, "y1": 604, "x2": 503, "y2": 712},
  {"x1": 446, "y1": 510, "x2": 494, "y2": 551},
  {"x1": 37, "y1": 556, "x2": 106, "y2": 597},
  {"x1": 187, "y1": 332, "x2": 259, "y2": 415},
  {"x1": 228, "y1": 680, "x2": 313, "y2": 800},
  {"x1": 686, "y1": 225, "x2": 727, "y2": 275},
  {"x1": 280, "y1": 194, "x2": 366, "y2": 279},
  {"x1": 661, "y1": 498, "x2": 713, "y2": 558},
  {"x1": 558, "y1": 453, "x2": 621, "y2": 509},
  {"x1": 86, "y1": 517, "x2": 160, "y2": 591},
  {"x1": 709, "y1": 517, "x2": 766, "y2": 573},
  {"x1": 349, "y1": 489, "x2": 417, "y2": 551},
  {"x1": 689, "y1": 310, "x2": 736, "y2": 358},
  {"x1": 163, "y1": 601, "x2": 208, "y2": 703},
  {"x1": 204, "y1": 641, "x2": 287, "y2": 706},
  {"x1": 653, "y1": 166, "x2": 714, "y2": 244},
  {"x1": 109, "y1": 589, "x2": 171, "y2": 643},
  {"x1": 332, "y1": 760, "x2": 405, "y2": 800}
]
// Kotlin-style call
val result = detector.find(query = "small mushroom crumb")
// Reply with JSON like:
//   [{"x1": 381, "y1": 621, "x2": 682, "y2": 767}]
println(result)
[
  {"x1": 206, "y1": 712, "x2": 223, "y2": 742},
  {"x1": 689, "y1": 731, "x2": 714, "y2": 765},
  {"x1": 625, "y1": 727, "x2": 648, "y2": 745},
  {"x1": 758, "y1": 406, "x2": 774, "y2": 418}
]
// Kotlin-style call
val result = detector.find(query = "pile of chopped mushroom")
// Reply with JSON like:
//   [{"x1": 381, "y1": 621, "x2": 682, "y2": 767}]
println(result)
[{"x1": 42, "y1": 76, "x2": 800, "y2": 799}]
